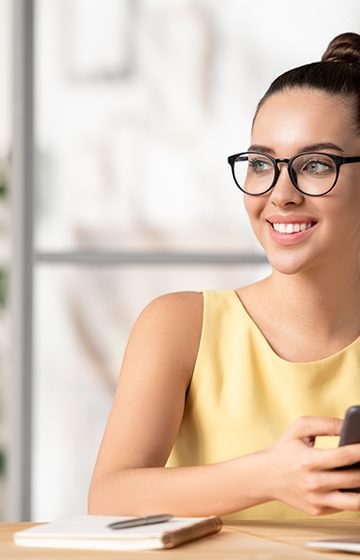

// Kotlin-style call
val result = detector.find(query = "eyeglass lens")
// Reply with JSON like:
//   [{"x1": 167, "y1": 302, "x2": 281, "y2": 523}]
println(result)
[{"x1": 232, "y1": 152, "x2": 337, "y2": 195}]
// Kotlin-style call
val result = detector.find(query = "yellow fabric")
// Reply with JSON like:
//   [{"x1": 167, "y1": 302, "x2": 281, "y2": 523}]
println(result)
[{"x1": 166, "y1": 289, "x2": 360, "y2": 520}]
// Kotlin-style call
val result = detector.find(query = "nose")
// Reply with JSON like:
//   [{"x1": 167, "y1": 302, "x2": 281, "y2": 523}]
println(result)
[{"x1": 269, "y1": 163, "x2": 304, "y2": 207}]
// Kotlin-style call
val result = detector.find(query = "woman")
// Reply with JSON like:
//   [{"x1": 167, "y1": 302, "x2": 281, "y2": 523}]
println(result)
[{"x1": 89, "y1": 32, "x2": 360, "y2": 519}]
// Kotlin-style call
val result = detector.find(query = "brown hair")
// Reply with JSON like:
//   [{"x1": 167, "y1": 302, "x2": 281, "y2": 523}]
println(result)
[{"x1": 254, "y1": 32, "x2": 360, "y2": 132}]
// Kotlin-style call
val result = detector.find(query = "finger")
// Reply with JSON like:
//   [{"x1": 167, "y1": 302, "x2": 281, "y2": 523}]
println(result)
[
  {"x1": 335, "y1": 473, "x2": 360, "y2": 491},
  {"x1": 304, "y1": 444, "x2": 360, "y2": 471},
  {"x1": 312, "y1": 468, "x2": 360, "y2": 491},
  {"x1": 289, "y1": 416, "x2": 342, "y2": 439},
  {"x1": 321, "y1": 490, "x2": 360, "y2": 512}
]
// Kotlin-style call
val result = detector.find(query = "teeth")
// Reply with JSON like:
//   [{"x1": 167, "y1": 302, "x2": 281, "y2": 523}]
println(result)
[{"x1": 272, "y1": 222, "x2": 313, "y2": 234}]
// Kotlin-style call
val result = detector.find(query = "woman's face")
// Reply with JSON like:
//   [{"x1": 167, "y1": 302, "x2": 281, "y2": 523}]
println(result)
[{"x1": 245, "y1": 88, "x2": 360, "y2": 275}]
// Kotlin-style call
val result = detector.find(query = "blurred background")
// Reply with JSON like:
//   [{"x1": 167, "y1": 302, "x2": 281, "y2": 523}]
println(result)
[{"x1": 1, "y1": 0, "x2": 359, "y2": 521}]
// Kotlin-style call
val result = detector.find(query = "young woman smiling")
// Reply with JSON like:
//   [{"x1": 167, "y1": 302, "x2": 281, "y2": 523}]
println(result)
[{"x1": 89, "y1": 33, "x2": 360, "y2": 520}]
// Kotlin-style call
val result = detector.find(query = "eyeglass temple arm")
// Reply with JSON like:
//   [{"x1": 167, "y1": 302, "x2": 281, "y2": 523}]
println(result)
[{"x1": 341, "y1": 156, "x2": 360, "y2": 164}]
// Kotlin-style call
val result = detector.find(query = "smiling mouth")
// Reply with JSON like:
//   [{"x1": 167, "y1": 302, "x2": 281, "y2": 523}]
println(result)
[{"x1": 269, "y1": 222, "x2": 316, "y2": 234}]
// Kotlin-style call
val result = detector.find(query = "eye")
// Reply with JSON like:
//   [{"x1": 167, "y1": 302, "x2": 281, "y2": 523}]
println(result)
[
  {"x1": 248, "y1": 157, "x2": 273, "y2": 174},
  {"x1": 300, "y1": 157, "x2": 335, "y2": 176}
]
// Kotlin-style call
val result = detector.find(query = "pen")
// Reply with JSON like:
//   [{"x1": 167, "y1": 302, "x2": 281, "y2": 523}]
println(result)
[{"x1": 107, "y1": 514, "x2": 173, "y2": 530}]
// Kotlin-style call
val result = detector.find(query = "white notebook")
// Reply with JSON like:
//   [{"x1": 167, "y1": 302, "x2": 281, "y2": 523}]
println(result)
[
  {"x1": 14, "y1": 514, "x2": 222, "y2": 551},
  {"x1": 306, "y1": 537, "x2": 360, "y2": 554}
]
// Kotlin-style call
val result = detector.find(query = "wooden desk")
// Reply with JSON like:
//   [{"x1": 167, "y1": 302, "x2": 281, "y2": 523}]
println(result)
[{"x1": 2, "y1": 519, "x2": 360, "y2": 559}]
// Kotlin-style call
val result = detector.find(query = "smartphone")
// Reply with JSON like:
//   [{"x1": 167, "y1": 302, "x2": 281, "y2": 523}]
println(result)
[
  {"x1": 337, "y1": 405, "x2": 360, "y2": 491},
  {"x1": 339, "y1": 406, "x2": 360, "y2": 450}
]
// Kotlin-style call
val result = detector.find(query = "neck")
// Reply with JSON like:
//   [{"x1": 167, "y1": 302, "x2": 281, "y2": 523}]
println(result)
[{"x1": 266, "y1": 262, "x2": 360, "y2": 337}]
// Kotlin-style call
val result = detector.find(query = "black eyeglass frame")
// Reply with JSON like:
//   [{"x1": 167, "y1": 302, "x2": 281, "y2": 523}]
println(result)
[{"x1": 227, "y1": 151, "x2": 360, "y2": 196}]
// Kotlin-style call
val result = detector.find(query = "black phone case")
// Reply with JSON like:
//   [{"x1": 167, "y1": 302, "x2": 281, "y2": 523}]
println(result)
[{"x1": 337, "y1": 405, "x2": 360, "y2": 491}]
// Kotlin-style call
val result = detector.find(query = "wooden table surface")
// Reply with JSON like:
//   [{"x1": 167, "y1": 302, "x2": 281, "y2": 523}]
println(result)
[{"x1": 3, "y1": 519, "x2": 360, "y2": 559}]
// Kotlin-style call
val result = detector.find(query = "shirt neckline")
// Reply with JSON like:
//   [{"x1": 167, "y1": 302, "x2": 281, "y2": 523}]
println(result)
[{"x1": 230, "y1": 289, "x2": 360, "y2": 366}]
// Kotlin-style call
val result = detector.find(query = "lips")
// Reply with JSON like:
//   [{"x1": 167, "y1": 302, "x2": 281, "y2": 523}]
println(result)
[
  {"x1": 266, "y1": 217, "x2": 317, "y2": 246},
  {"x1": 266, "y1": 215, "x2": 317, "y2": 234},
  {"x1": 271, "y1": 222, "x2": 315, "y2": 234}
]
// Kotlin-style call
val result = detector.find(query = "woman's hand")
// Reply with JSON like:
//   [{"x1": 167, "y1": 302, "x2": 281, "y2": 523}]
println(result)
[{"x1": 265, "y1": 416, "x2": 360, "y2": 515}]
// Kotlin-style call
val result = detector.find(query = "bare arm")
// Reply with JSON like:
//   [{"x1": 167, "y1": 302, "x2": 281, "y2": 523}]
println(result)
[
  {"x1": 88, "y1": 291, "x2": 269, "y2": 516},
  {"x1": 88, "y1": 292, "x2": 360, "y2": 517}
]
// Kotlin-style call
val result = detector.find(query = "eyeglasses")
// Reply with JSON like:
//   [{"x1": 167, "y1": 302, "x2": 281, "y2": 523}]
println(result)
[{"x1": 227, "y1": 151, "x2": 360, "y2": 196}]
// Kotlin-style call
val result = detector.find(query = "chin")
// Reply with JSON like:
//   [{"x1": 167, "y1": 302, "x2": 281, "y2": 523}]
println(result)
[
  {"x1": 265, "y1": 250, "x2": 311, "y2": 276},
  {"x1": 270, "y1": 262, "x2": 306, "y2": 275}
]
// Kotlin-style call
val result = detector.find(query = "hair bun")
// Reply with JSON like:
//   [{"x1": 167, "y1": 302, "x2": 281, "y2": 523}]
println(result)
[{"x1": 321, "y1": 32, "x2": 360, "y2": 64}]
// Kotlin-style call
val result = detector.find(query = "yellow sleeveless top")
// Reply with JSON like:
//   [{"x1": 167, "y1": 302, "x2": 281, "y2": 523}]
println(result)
[{"x1": 166, "y1": 290, "x2": 360, "y2": 520}]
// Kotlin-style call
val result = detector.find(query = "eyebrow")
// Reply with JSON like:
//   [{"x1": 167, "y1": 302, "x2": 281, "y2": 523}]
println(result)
[{"x1": 247, "y1": 142, "x2": 345, "y2": 154}]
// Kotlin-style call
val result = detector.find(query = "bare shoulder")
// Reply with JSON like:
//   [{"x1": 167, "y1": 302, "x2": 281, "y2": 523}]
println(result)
[
  {"x1": 141, "y1": 291, "x2": 203, "y2": 325},
  {"x1": 123, "y1": 291, "x2": 203, "y2": 381},
  {"x1": 91, "y1": 291, "x2": 204, "y2": 477}
]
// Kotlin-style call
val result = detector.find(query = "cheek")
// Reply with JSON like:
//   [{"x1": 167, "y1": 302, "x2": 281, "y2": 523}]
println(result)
[
  {"x1": 321, "y1": 190, "x2": 360, "y2": 244},
  {"x1": 335, "y1": 175, "x2": 360, "y2": 213},
  {"x1": 244, "y1": 196, "x2": 267, "y2": 243},
  {"x1": 337, "y1": 169, "x2": 360, "y2": 210},
  {"x1": 345, "y1": 198, "x2": 360, "y2": 241},
  {"x1": 244, "y1": 196, "x2": 262, "y2": 222}
]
